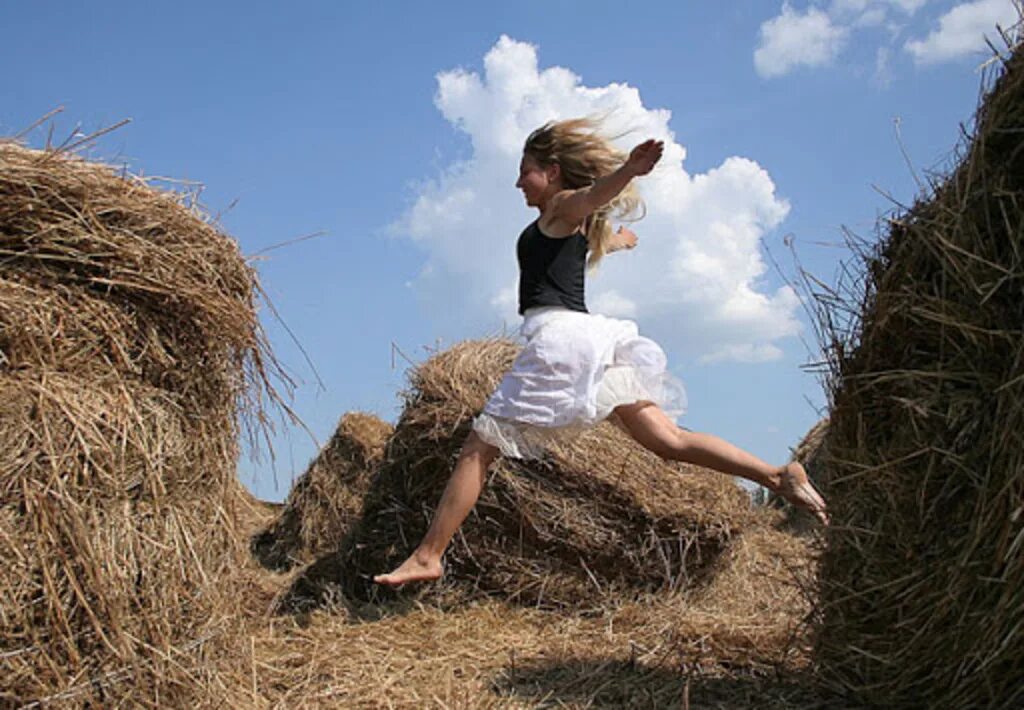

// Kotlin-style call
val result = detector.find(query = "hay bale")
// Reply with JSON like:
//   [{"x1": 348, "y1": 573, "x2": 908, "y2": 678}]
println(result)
[
  {"x1": 252, "y1": 411, "x2": 393, "y2": 571},
  {"x1": 812, "y1": 45, "x2": 1024, "y2": 707},
  {"x1": 279, "y1": 338, "x2": 753, "y2": 613},
  {"x1": 0, "y1": 143, "x2": 274, "y2": 705}
]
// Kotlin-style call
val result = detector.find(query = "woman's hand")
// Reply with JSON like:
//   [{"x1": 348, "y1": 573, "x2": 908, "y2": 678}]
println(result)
[
  {"x1": 609, "y1": 226, "x2": 638, "y2": 252},
  {"x1": 546, "y1": 139, "x2": 663, "y2": 229},
  {"x1": 624, "y1": 139, "x2": 664, "y2": 177}
]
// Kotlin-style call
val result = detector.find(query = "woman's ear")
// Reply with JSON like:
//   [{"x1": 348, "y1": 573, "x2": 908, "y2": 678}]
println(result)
[{"x1": 547, "y1": 162, "x2": 562, "y2": 184}]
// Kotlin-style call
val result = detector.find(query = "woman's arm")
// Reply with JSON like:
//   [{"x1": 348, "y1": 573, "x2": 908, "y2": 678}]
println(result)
[{"x1": 549, "y1": 139, "x2": 663, "y2": 228}]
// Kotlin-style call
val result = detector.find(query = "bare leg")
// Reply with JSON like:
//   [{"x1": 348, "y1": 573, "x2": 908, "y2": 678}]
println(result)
[
  {"x1": 614, "y1": 401, "x2": 828, "y2": 524},
  {"x1": 374, "y1": 430, "x2": 501, "y2": 586}
]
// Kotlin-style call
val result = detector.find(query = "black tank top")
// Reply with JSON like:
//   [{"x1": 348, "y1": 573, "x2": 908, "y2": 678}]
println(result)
[{"x1": 517, "y1": 220, "x2": 588, "y2": 315}]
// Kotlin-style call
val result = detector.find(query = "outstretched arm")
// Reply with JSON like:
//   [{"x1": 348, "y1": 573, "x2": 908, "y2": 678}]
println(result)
[
  {"x1": 607, "y1": 226, "x2": 638, "y2": 253},
  {"x1": 549, "y1": 139, "x2": 663, "y2": 228}
]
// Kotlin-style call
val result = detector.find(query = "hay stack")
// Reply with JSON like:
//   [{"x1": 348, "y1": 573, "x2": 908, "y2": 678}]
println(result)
[
  {"x1": 279, "y1": 338, "x2": 753, "y2": 613},
  {"x1": 0, "y1": 143, "x2": 274, "y2": 705},
  {"x1": 813, "y1": 45, "x2": 1024, "y2": 707},
  {"x1": 251, "y1": 411, "x2": 393, "y2": 570}
]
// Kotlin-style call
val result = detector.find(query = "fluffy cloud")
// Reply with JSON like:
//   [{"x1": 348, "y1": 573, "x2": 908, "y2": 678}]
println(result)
[
  {"x1": 399, "y1": 36, "x2": 800, "y2": 363},
  {"x1": 829, "y1": 0, "x2": 928, "y2": 16},
  {"x1": 905, "y1": 0, "x2": 1019, "y2": 64},
  {"x1": 828, "y1": 0, "x2": 927, "y2": 28},
  {"x1": 754, "y1": 4, "x2": 850, "y2": 77},
  {"x1": 755, "y1": 0, "x2": 933, "y2": 78}
]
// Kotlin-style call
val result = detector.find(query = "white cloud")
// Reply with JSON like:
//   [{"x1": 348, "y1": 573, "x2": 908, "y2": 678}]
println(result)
[
  {"x1": 905, "y1": 0, "x2": 1019, "y2": 64},
  {"x1": 397, "y1": 36, "x2": 800, "y2": 363},
  {"x1": 829, "y1": 0, "x2": 928, "y2": 18},
  {"x1": 893, "y1": 0, "x2": 929, "y2": 11},
  {"x1": 591, "y1": 290, "x2": 638, "y2": 318},
  {"x1": 755, "y1": 1, "x2": 933, "y2": 78},
  {"x1": 700, "y1": 343, "x2": 785, "y2": 365},
  {"x1": 755, "y1": 4, "x2": 849, "y2": 77}
]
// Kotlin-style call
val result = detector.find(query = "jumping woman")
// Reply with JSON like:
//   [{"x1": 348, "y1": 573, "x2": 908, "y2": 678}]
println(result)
[{"x1": 375, "y1": 119, "x2": 827, "y2": 587}]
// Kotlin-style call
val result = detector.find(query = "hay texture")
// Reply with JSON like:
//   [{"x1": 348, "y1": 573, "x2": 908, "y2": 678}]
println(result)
[
  {"x1": 251, "y1": 411, "x2": 392, "y2": 570},
  {"x1": 0, "y1": 142, "x2": 274, "y2": 706},
  {"x1": 213, "y1": 509, "x2": 821, "y2": 708},
  {"x1": 279, "y1": 338, "x2": 754, "y2": 613},
  {"x1": 813, "y1": 44, "x2": 1024, "y2": 707}
]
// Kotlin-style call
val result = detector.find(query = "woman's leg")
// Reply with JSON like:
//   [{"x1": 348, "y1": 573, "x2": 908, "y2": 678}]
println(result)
[
  {"x1": 374, "y1": 430, "x2": 501, "y2": 586},
  {"x1": 613, "y1": 401, "x2": 828, "y2": 523}
]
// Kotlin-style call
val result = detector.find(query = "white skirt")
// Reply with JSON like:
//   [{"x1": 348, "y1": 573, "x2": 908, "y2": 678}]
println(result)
[{"x1": 472, "y1": 306, "x2": 687, "y2": 459}]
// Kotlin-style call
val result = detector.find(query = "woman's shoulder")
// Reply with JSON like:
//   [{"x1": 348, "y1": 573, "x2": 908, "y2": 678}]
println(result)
[{"x1": 536, "y1": 214, "x2": 584, "y2": 240}]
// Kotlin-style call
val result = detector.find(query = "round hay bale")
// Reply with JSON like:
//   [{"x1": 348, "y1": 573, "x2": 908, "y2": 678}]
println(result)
[
  {"x1": 279, "y1": 338, "x2": 754, "y2": 613},
  {"x1": 251, "y1": 411, "x2": 393, "y2": 571},
  {"x1": 812, "y1": 47, "x2": 1024, "y2": 708},
  {"x1": 0, "y1": 143, "x2": 275, "y2": 705}
]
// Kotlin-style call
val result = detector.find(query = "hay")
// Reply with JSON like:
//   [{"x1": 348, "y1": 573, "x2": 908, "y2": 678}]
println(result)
[
  {"x1": 277, "y1": 338, "x2": 754, "y2": 613},
  {"x1": 251, "y1": 411, "x2": 393, "y2": 571},
  {"x1": 0, "y1": 142, "x2": 278, "y2": 705},
  {"x1": 202, "y1": 510, "x2": 822, "y2": 708},
  {"x1": 811, "y1": 41, "x2": 1024, "y2": 708}
]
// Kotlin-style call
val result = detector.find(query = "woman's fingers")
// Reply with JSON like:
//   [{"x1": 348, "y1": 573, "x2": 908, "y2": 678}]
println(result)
[{"x1": 629, "y1": 139, "x2": 664, "y2": 175}]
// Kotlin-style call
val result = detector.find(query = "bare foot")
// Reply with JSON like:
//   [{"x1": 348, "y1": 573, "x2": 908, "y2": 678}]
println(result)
[
  {"x1": 373, "y1": 552, "x2": 443, "y2": 586},
  {"x1": 777, "y1": 462, "x2": 829, "y2": 525}
]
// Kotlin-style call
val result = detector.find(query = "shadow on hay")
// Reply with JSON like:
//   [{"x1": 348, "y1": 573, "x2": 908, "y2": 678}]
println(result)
[{"x1": 489, "y1": 657, "x2": 837, "y2": 709}]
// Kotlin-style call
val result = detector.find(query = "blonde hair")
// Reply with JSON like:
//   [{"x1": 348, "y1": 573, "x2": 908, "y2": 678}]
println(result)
[{"x1": 523, "y1": 118, "x2": 645, "y2": 270}]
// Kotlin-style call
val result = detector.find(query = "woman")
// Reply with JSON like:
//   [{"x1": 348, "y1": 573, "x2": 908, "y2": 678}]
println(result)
[{"x1": 376, "y1": 119, "x2": 827, "y2": 586}]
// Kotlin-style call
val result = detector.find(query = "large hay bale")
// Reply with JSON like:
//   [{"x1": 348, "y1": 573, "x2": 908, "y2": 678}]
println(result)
[
  {"x1": 251, "y1": 411, "x2": 393, "y2": 571},
  {"x1": 813, "y1": 46, "x2": 1024, "y2": 707},
  {"x1": 0, "y1": 143, "x2": 274, "y2": 705},
  {"x1": 279, "y1": 338, "x2": 753, "y2": 613}
]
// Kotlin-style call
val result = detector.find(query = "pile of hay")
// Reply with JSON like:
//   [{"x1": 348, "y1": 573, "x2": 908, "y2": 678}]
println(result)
[
  {"x1": 212, "y1": 507, "x2": 819, "y2": 707},
  {"x1": 0, "y1": 143, "x2": 275, "y2": 706},
  {"x1": 276, "y1": 338, "x2": 755, "y2": 613},
  {"x1": 251, "y1": 411, "x2": 392, "y2": 570},
  {"x1": 812, "y1": 44, "x2": 1024, "y2": 707}
]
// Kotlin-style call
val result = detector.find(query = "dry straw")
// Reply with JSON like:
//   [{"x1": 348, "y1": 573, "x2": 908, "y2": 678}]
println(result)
[
  {"x1": 0, "y1": 141, "x2": 281, "y2": 706},
  {"x1": 251, "y1": 411, "x2": 393, "y2": 570},
  {"x1": 216, "y1": 510, "x2": 824, "y2": 709},
  {"x1": 809, "y1": 36, "x2": 1024, "y2": 708}
]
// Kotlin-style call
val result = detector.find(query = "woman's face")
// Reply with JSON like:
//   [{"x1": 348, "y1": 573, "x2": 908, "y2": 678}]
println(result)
[{"x1": 515, "y1": 153, "x2": 558, "y2": 208}]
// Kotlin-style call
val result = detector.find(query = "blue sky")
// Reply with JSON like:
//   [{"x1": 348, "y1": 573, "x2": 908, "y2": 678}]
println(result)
[{"x1": 3, "y1": 1, "x2": 1017, "y2": 500}]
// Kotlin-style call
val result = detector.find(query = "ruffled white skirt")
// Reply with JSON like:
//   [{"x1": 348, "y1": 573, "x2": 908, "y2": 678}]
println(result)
[{"x1": 472, "y1": 306, "x2": 687, "y2": 459}]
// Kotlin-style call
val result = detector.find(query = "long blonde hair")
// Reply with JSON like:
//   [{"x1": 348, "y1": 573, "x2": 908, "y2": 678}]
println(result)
[{"x1": 523, "y1": 118, "x2": 645, "y2": 270}]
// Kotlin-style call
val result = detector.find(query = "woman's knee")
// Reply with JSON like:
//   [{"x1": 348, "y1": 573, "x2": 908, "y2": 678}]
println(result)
[{"x1": 462, "y1": 429, "x2": 500, "y2": 462}]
